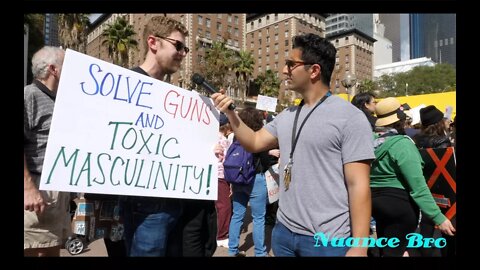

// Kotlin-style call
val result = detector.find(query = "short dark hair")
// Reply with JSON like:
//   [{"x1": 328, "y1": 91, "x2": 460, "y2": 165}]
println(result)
[
  {"x1": 292, "y1": 33, "x2": 336, "y2": 86},
  {"x1": 351, "y1": 92, "x2": 376, "y2": 111},
  {"x1": 238, "y1": 107, "x2": 263, "y2": 132}
]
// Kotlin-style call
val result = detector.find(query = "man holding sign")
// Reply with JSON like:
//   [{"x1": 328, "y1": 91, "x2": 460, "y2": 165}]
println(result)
[{"x1": 120, "y1": 16, "x2": 216, "y2": 257}]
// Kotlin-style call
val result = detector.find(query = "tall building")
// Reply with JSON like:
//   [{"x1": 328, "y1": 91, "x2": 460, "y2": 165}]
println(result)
[
  {"x1": 44, "y1": 13, "x2": 60, "y2": 46},
  {"x1": 373, "y1": 14, "x2": 393, "y2": 66},
  {"x1": 326, "y1": 14, "x2": 374, "y2": 38},
  {"x1": 380, "y1": 14, "x2": 410, "y2": 62},
  {"x1": 327, "y1": 29, "x2": 376, "y2": 97},
  {"x1": 246, "y1": 13, "x2": 327, "y2": 104},
  {"x1": 410, "y1": 14, "x2": 456, "y2": 67}
]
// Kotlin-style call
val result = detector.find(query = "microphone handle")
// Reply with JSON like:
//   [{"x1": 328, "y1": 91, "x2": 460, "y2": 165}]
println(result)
[{"x1": 202, "y1": 82, "x2": 236, "y2": 110}]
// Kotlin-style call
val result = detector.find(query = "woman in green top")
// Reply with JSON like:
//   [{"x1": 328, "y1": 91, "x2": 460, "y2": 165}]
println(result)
[{"x1": 370, "y1": 97, "x2": 455, "y2": 257}]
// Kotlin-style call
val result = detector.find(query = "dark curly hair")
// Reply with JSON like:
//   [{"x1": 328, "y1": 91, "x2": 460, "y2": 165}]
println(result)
[
  {"x1": 292, "y1": 33, "x2": 337, "y2": 86},
  {"x1": 238, "y1": 107, "x2": 263, "y2": 132}
]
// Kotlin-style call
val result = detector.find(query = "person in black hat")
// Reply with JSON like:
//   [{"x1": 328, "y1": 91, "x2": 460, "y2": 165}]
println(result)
[
  {"x1": 413, "y1": 105, "x2": 454, "y2": 257},
  {"x1": 413, "y1": 105, "x2": 451, "y2": 149}
]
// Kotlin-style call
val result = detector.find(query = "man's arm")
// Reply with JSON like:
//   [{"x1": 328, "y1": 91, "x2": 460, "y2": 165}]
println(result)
[
  {"x1": 24, "y1": 153, "x2": 46, "y2": 214},
  {"x1": 211, "y1": 91, "x2": 278, "y2": 153},
  {"x1": 344, "y1": 160, "x2": 372, "y2": 257}
]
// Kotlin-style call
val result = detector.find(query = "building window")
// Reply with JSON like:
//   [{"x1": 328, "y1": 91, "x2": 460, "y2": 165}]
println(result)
[
  {"x1": 275, "y1": 33, "x2": 279, "y2": 41},
  {"x1": 198, "y1": 16, "x2": 203, "y2": 25},
  {"x1": 274, "y1": 63, "x2": 278, "y2": 69},
  {"x1": 266, "y1": 65, "x2": 270, "y2": 70},
  {"x1": 274, "y1": 53, "x2": 278, "y2": 60},
  {"x1": 217, "y1": 22, "x2": 222, "y2": 31},
  {"x1": 258, "y1": 18, "x2": 262, "y2": 26},
  {"x1": 266, "y1": 27, "x2": 269, "y2": 35},
  {"x1": 258, "y1": 32, "x2": 262, "y2": 38},
  {"x1": 285, "y1": 40, "x2": 289, "y2": 46},
  {"x1": 217, "y1": 14, "x2": 222, "y2": 19},
  {"x1": 275, "y1": 44, "x2": 278, "y2": 50},
  {"x1": 266, "y1": 36, "x2": 270, "y2": 43},
  {"x1": 228, "y1": 25, "x2": 232, "y2": 33},
  {"x1": 266, "y1": 47, "x2": 270, "y2": 53},
  {"x1": 285, "y1": 31, "x2": 289, "y2": 38},
  {"x1": 206, "y1": 18, "x2": 211, "y2": 27},
  {"x1": 228, "y1": 14, "x2": 232, "y2": 23},
  {"x1": 274, "y1": 13, "x2": 278, "y2": 20},
  {"x1": 250, "y1": 42, "x2": 254, "y2": 48},
  {"x1": 258, "y1": 66, "x2": 262, "y2": 72},
  {"x1": 234, "y1": 40, "x2": 239, "y2": 47},
  {"x1": 234, "y1": 16, "x2": 239, "y2": 25},
  {"x1": 250, "y1": 21, "x2": 254, "y2": 28},
  {"x1": 284, "y1": 21, "x2": 289, "y2": 27},
  {"x1": 450, "y1": 37, "x2": 454, "y2": 45},
  {"x1": 206, "y1": 31, "x2": 211, "y2": 38},
  {"x1": 444, "y1": 38, "x2": 448, "y2": 46},
  {"x1": 234, "y1": 28, "x2": 239, "y2": 37},
  {"x1": 285, "y1": 50, "x2": 289, "y2": 57},
  {"x1": 258, "y1": 48, "x2": 262, "y2": 55},
  {"x1": 439, "y1": 39, "x2": 443, "y2": 46},
  {"x1": 274, "y1": 24, "x2": 279, "y2": 30},
  {"x1": 258, "y1": 39, "x2": 262, "y2": 45}
]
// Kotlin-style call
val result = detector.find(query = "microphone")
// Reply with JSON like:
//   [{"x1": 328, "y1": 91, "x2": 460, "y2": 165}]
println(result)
[{"x1": 191, "y1": 73, "x2": 236, "y2": 110}]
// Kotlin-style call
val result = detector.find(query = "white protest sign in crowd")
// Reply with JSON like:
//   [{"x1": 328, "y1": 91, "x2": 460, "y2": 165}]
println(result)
[
  {"x1": 256, "y1": 94, "x2": 277, "y2": 112},
  {"x1": 40, "y1": 49, "x2": 219, "y2": 200}
]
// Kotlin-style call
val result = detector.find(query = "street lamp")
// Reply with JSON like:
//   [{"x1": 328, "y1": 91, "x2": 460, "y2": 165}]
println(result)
[
  {"x1": 405, "y1": 83, "x2": 408, "y2": 96},
  {"x1": 341, "y1": 72, "x2": 357, "y2": 102}
]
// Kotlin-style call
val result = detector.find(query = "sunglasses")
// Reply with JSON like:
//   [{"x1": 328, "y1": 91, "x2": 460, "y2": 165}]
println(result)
[
  {"x1": 156, "y1": 36, "x2": 190, "y2": 54},
  {"x1": 285, "y1": 59, "x2": 315, "y2": 73}
]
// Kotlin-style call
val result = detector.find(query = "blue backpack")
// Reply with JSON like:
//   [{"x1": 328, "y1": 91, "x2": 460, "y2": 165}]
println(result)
[{"x1": 223, "y1": 140, "x2": 256, "y2": 185}]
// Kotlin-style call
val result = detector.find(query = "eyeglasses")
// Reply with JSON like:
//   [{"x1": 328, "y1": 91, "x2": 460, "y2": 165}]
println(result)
[
  {"x1": 155, "y1": 36, "x2": 190, "y2": 54},
  {"x1": 285, "y1": 59, "x2": 314, "y2": 73}
]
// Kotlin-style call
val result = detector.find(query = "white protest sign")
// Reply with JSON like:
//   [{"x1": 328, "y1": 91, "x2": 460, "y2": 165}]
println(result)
[
  {"x1": 40, "y1": 49, "x2": 219, "y2": 200},
  {"x1": 256, "y1": 94, "x2": 277, "y2": 112}
]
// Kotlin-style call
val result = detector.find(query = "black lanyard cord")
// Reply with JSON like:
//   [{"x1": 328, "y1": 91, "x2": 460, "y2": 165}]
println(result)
[{"x1": 289, "y1": 91, "x2": 331, "y2": 160}]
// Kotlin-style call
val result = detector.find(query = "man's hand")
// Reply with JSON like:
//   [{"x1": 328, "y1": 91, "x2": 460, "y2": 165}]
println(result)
[
  {"x1": 24, "y1": 174, "x2": 46, "y2": 214},
  {"x1": 211, "y1": 89, "x2": 234, "y2": 113}
]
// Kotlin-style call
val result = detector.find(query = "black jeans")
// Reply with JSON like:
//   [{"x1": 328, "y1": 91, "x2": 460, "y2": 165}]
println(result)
[{"x1": 167, "y1": 199, "x2": 217, "y2": 257}]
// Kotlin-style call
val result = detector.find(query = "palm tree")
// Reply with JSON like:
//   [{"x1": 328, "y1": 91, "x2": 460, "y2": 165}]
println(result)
[
  {"x1": 101, "y1": 16, "x2": 138, "y2": 67},
  {"x1": 200, "y1": 40, "x2": 236, "y2": 92},
  {"x1": 58, "y1": 14, "x2": 90, "y2": 53},
  {"x1": 233, "y1": 50, "x2": 255, "y2": 102},
  {"x1": 255, "y1": 69, "x2": 281, "y2": 97}
]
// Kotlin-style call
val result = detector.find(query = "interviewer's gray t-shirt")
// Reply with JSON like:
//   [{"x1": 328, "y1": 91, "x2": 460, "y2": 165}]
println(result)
[{"x1": 264, "y1": 95, "x2": 375, "y2": 238}]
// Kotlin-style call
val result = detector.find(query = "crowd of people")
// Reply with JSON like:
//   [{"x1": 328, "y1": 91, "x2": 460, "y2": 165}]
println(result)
[{"x1": 24, "y1": 16, "x2": 456, "y2": 257}]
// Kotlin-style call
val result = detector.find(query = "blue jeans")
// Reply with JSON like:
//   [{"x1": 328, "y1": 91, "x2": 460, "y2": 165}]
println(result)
[
  {"x1": 120, "y1": 197, "x2": 182, "y2": 256},
  {"x1": 272, "y1": 221, "x2": 348, "y2": 257},
  {"x1": 228, "y1": 173, "x2": 268, "y2": 257}
]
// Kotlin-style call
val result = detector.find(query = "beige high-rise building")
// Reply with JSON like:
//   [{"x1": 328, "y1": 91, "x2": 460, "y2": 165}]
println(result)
[
  {"x1": 246, "y1": 14, "x2": 327, "y2": 105},
  {"x1": 327, "y1": 29, "x2": 376, "y2": 98},
  {"x1": 86, "y1": 13, "x2": 246, "y2": 89}
]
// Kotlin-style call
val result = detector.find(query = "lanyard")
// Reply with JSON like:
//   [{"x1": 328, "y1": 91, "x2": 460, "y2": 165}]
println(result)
[{"x1": 289, "y1": 91, "x2": 331, "y2": 161}]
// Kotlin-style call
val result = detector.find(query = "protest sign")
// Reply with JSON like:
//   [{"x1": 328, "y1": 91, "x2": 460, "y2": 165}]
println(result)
[
  {"x1": 40, "y1": 49, "x2": 219, "y2": 200},
  {"x1": 256, "y1": 94, "x2": 277, "y2": 112}
]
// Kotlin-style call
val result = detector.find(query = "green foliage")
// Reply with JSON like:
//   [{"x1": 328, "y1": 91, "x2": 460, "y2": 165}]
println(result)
[
  {"x1": 197, "y1": 40, "x2": 236, "y2": 92},
  {"x1": 357, "y1": 79, "x2": 378, "y2": 94},
  {"x1": 233, "y1": 50, "x2": 255, "y2": 102},
  {"x1": 375, "y1": 63, "x2": 456, "y2": 97},
  {"x1": 101, "y1": 16, "x2": 138, "y2": 67},
  {"x1": 254, "y1": 69, "x2": 281, "y2": 97},
  {"x1": 24, "y1": 14, "x2": 45, "y2": 84},
  {"x1": 58, "y1": 14, "x2": 91, "y2": 53}
]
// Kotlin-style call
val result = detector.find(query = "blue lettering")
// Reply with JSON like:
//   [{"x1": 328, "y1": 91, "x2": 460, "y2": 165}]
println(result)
[
  {"x1": 137, "y1": 82, "x2": 153, "y2": 109},
  {"x1": 313, "y1": 232, "x2": 329, "y2": 247},
  {"x1": 100, "y1": 72, "x2": 115, "y2": 96},
  {"x1": 80, "y1": 63, "x2": 101, "y2": 95},
  {"x1": 406, "y1": 233, "x2": 423, "y2": 248}
]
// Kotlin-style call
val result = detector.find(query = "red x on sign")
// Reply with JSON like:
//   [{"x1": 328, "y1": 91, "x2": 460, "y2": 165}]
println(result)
[{"x1": 421, "y1": 147, "x2": 456, "y2": 220}]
